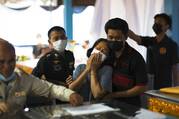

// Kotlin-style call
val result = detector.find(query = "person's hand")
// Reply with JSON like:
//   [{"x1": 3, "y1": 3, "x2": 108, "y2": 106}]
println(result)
[
  {"x1": 86, "y1": 54, "x2": 95, "y2": 71},
  {"x1": 0, "y1": 102, "x2": 9, "y2": 114},
  {"x1": 69, "y1": 93, "x2": 83, "y2": 106},
  {"x1": 90, "y1": 53, "x2": 102, "y2": 72},
  {"x1": 66, "y1": 75, "x2": 73, "y2": 86}
]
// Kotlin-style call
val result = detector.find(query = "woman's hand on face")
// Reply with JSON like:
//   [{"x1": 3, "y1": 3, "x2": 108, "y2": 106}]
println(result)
[
  {"x1": 90, "y1": 53, "x2": 102, "y2": 71},
  {"x1": 86, "y1": 54, "x2": 95, "y2": 71}
]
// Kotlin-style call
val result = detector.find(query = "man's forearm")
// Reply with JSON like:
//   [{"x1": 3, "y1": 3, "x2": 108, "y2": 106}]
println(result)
[
  {"x1": 68, "y1": 69, "x2": 88, "y2": 90},
  {"x1": 51, "y1": 84, "x2": 74, "y2": 101},
  {"x1": 128, "y1": 30, "x2": 142, "y2": 44},
  {"x1": 111, "y1": 86, "x2": 146, "y2": 98}
]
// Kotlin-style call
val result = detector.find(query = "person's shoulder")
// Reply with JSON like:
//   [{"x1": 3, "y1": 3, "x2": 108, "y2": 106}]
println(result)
[
  {"x1": 127, "y1": 43, "x2": 141, "y2": 54},
  {"x1": 15, "y1": 68, "x2": 35, "y2": 81},
  {"x1": 165, "y1": 36, "x2": 178, "y2": 47},
  {"x1": 127, "y1": 44, "x2": 144, "y2": 59},
  {"x1": 65, "y1": 50, "x2": 73, "y2": 54},
  {"x1": 64, "y1": 50, "x2": 74, "y2": 59}
]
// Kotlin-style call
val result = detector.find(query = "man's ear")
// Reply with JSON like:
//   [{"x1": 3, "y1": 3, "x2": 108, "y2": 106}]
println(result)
[
  {"x1": 48, "y1": 40, "x2": 53, "y2": 48},
  {"x1": 123, "y1": 35, "x2": 128, "y2": 41},
  {"x1": 163, "y1": 24, "x2": 169, "y2": 32},
  {"x1": 48, "y1": 39, "x2": 50, "y2": 44},
  {"x1": 166, "y1": 24, "x2": 170, "y2": 30},
  {"x1": 49, "y1": 43, "x2": 53, "y2": 49}
]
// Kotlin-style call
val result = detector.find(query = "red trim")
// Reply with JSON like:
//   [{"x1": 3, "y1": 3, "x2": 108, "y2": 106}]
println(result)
[{"x1": 113, "y1": 74, "x2": 132, "y2": 87}]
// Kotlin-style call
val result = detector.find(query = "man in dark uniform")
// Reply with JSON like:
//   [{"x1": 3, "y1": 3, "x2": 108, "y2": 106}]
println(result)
[
  {"x1": 32, "y1": 26, "x2": 75, "y2": 87},
  {"x1": 129, "y1": 13, "x2": 179, "y2": 90},
  {"x1": 104, "y1": 18, "x2": 148, "y2": 107}
]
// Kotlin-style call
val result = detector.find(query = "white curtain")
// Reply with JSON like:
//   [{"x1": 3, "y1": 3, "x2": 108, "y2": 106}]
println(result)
[
  {"x1": 73, "y1": 6, "x2": 94, "y2": 44},
  {"x1": 90, "y1": 0, "x2": 164, "y2": 60},
  {"x1": 0, "y1": 4, "x2": 95, "y2": 46},
  {"x1": 0, "y1": 4, "x2": 64, "y2": 46}
]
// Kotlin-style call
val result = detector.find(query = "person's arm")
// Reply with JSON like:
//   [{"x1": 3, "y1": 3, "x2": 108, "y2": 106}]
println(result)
[
  {"x1": 128, "y1": 29, "x2": 142, "y2": 44},
  {"x1": 31, "y1": 57, "x2": 44, "y2": 78},
  {"x1": 68, "y1": 68, "x2": 89, "y2": 90},
  {"x1": 68, "y1": 55, "x2": 94, "y2": 90},
  {"x1": 66, "y1": 51, "x2": 75, "y2": 75},
  {"x1": 28, "y1": 74, "x2": 83, "y2": 106},
  {"x1": 90, "y1": 53, "x2": 112, "y2": 99},
  {"x1": 65, "y1": 51, "x2": 75, "y2": 87},
  {"x1": 90, "y1": 70, "x2": 105, "y2": 98},
  {"x1": 50, "y1": 84, "x2": 83, "y2": 106},
  {"x1": 15, "y1": 68, "x2": 83, "y2": 106},
  {"x1": 105, "y1": 85, "x2": 146, "y2": 98}
]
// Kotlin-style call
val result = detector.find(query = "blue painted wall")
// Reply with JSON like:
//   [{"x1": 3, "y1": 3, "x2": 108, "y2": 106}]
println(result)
[
  {"x1": 64, "y1": 0, "x2": 73, "y2": 40},
  {"x1": 165, "y1": 0, "x2": 179, "y2": 45},
  {"x1": 172, "y1": 0, "x2": 179, "y2": 45}
]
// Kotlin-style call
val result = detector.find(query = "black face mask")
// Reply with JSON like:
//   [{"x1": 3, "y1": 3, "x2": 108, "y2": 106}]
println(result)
[
  {"x1": 152, "y1": 23, "x2": 163, "y2": 35},
  {"x1": 109, "y1": 41, "x2": 124, "y2": 51}
]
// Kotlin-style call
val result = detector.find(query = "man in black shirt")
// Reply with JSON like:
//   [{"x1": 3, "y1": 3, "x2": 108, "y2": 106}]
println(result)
[
  {"x1": 32, "y1": 26, "x2": 75, "y2": 87},
  {"x1": 104, "y1": 18, "x2": 148, "y2": 107},
  {"x1": 129, "y1": 13, "x2": 179, "y2": 89}
]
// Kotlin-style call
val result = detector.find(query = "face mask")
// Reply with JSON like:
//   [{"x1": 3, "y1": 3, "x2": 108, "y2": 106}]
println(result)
[
  {"x1": 91, "y1": 48, "x2": 107, "y2": 62},
  {"x1": 0, "y1": 72, "x2": 15, "y2": 82},
  {"x1": 109, "y1": 41, "x2": 124, "y2": 51},
  {"x1": 52, "y1": 39, "x2": 67, "y2": 52},
  {"x1": 152, "y1": 23, "x2": 163, "y2": 35}
]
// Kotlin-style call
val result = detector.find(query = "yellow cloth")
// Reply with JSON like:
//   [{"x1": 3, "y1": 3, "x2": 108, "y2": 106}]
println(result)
[
  {"x1": 160, "y1": 86, "x2": 179, "y2": 94},
  {"x1": 16, "y1": 64, "x2": 33, "y2": 74}
]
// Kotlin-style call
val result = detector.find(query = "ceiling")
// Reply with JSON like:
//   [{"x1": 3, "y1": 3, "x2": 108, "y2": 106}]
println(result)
[{"x1": 0, "y1": 0, "x2": 96, "y2": 6}]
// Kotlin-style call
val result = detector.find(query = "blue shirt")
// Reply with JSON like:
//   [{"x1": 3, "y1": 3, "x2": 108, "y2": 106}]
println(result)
[{"x1": 73, "y1": 64, "x2": 112, "y2": 101}]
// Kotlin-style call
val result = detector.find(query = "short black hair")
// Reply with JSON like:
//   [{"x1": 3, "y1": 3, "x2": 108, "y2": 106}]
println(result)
[
  {"x1": 154, "y1": 13, "x2": 172, "y2": 29},
  {"x1": 104, "y1": 18, "x2": 129, "y2": 36},
  {"x1": 48, "y1": 26, "x2": 66, "y2": 38}
]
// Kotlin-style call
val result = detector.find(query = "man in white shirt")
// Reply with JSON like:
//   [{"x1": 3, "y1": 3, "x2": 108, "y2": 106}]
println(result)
[{"x1": 0, "y1": 38, "x2": 83, "y2": 118}]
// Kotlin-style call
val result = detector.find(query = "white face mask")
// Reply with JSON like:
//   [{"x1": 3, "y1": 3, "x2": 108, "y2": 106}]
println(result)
[
  {"x1": 0, "y1": 72, "x2": 15, "y2": 82},
  {"x1": 52, "y1": 39, "x2": 67, "y2": 52},
  {"x1": 91, "y1": 48, "x2": 107, "y2": 62}
]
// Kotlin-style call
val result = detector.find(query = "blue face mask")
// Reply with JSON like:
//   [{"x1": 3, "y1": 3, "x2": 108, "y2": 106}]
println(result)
[{"x1": 0, "y1": 72, "x2": 15, "y2": 82}]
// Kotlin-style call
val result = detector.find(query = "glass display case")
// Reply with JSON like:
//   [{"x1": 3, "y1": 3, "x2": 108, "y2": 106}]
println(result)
[{"x1": 23, "y1": 100, "x2": 176, "y2": 119}]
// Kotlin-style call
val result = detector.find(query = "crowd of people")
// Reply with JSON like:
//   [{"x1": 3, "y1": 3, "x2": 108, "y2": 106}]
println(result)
[{"x1": 0, "y1": 13, "x2": 178, "y2": 118}]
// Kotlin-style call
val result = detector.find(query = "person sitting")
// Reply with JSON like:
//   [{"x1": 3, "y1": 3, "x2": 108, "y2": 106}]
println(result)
[
  {"x1": 104, "y1": 18, "x2": 148, "y2": 107},
  {"x1": 32, "y1": 26, "x2": 75, "y2": 87},
  {"x1": 0, "y1": 38, "x2": 83, "y2": 118},
  {"x1": 67, "y1": 38, "x2": 113, "y2": 101}
]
